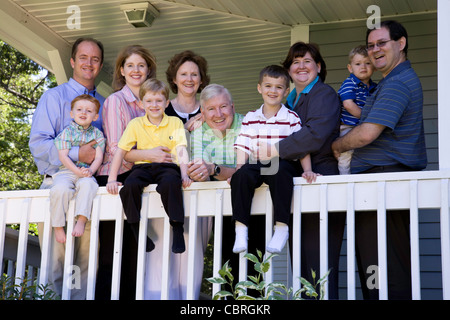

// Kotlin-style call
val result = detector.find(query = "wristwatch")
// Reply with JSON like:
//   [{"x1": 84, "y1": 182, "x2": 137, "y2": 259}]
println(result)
[{"x1": 213, "y1": 163, "x2": 221, "y2": 176}]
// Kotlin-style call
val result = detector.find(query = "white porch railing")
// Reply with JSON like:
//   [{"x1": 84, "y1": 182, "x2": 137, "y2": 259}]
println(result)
[{"x1": 1, "y1": 170, "x2": 450, "y2": 300}]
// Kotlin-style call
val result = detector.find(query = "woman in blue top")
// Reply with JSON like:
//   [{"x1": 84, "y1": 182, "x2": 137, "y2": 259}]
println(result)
[{"x1": 257, "y1": 42, "x2": 344, "y2": 299}]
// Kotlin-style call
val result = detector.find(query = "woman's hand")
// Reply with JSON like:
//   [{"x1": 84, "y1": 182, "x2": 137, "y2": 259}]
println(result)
[
  {"x1": 185, "y1": 113, "x2": 204, "y2": 132},
  {"x1": 106, "y1": 180, "x2": 122, "y2": 194}
]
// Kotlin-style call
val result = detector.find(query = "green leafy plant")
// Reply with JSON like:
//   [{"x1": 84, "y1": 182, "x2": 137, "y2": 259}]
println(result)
[
  {"x1": 207, "y1": 249, "x2": 330, "y2": 300},
  {"x1": 1, "y1": 274, "x2": 60, "y2": 300}
]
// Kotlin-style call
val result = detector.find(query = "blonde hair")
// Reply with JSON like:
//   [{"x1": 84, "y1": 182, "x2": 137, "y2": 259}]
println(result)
[
  {"x1": 139, "y1": 79, "x2": 170, "y2": 101},
  {"x1": 348, "y1": 45, "x2": 369, "y2": 63}
]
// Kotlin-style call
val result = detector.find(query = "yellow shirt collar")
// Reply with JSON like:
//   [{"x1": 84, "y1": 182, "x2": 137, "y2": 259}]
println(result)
[{"x1": 143, "y1": 113, "x2": 169, "y2": 127}]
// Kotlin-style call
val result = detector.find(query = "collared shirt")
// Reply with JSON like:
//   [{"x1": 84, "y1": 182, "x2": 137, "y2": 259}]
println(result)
[
  {"x1": 352, "y1": 60, "x2": 427, "y2": 173},
  {"x1": 191, "y1": 113, "x2": 244, "y2": 168},
  {"x1": 54, "y1": 121, "x2": 105, "y2": 168},
  {"x1": 286, "y1": 76, "x2": 319, "y2": 109},
  {"x1": 97, "y1": 85, "x2": 145, "y2": 176},
  {"x1": 234, "y1": 104, "x2": 302, "y2": 159},
  {"x1": 118, "y1": 114, "x2": 187, "y2": 165},
  {"x1": 338, "y1": 73, "x2": 377, "y2": 126},
  {"x1": 29, "y1": 78, "x2": 105, "y2": 176}
]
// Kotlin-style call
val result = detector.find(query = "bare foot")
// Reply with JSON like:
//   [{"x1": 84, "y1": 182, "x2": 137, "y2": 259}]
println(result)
[
  {"x1": 54, "y1": 227, "x2": 66, "y2": 243},
  {"x1": 72, "y1": 216, "x2": 87, "y2": 237}
]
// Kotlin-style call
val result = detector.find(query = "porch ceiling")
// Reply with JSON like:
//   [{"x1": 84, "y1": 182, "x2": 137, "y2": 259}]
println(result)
[{"x1": 1, "y1": 0, "x2": 437, "y2": 111}]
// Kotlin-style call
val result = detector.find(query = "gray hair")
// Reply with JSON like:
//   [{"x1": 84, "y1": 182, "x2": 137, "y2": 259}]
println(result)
[{"x1": 199, "y1": 84, "x2": 233, "y2": 108}]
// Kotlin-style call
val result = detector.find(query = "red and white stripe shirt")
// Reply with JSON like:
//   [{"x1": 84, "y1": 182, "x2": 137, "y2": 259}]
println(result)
[{"x1": 234, "y1": 104, "x2": 302, "y2": 156}]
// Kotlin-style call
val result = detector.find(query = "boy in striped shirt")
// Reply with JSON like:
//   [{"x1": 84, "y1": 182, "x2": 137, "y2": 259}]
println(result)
[
  {"x1": 337, "y1": 45, "x2": 377, "y2": 174},
  {"x1": 230, "y1": 65, "x2": 317, "y2": 254}
]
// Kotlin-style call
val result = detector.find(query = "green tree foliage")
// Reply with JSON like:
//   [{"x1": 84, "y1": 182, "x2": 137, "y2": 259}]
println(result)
[{"x1": 0, "y1": 40, "x2": 56, "y2": 191}]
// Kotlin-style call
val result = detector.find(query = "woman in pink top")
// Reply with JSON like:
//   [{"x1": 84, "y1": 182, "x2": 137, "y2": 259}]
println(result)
[
  {"x1": 97, "y1": 45, "x2": 157, "y2": 181},
  {"x1": 95, "y1": 45, "x2": 161, "y2": 300}
]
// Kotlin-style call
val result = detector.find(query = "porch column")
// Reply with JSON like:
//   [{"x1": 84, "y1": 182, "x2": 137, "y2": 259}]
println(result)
[
  {"x1": 438, "y1": 0, "x2": 450, "y2": 170},
  {"x1": 438, "y1": 0, "x2": 450, "y2": 301},
  {"x1": 290, "y1": 24, "x2": 309, "y2": 44},
  {"x1": 47, "y1": 49, "x2": 68, "y2": 85},
  {"x1": 290, "y1": 25, "x2": 310, "y2": 92}
]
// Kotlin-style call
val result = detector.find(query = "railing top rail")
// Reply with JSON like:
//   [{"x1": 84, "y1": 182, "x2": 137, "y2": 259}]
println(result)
[{"x1": 1, "y1": 169, "x2": 450, "y2": 200}]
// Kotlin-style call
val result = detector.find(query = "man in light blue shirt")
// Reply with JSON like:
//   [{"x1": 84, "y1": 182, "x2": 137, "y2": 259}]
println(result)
[
  {"x1": 29, "y1": 37, "x2": 105, "y2": 300},
  {"x1": 30, "y1": 38, "x2": 105, "y2": 177}
]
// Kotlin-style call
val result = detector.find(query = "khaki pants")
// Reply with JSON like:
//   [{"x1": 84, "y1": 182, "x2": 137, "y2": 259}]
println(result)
[
  {"x1": 50, "y1": 168, "x2": 98, "y2": 227},
  {"x1": 39, "y1": 175, "x2": 92, "y2": 300},
  {"x1": 338, "y1": 124, "x2": 355, "y2": 175}
]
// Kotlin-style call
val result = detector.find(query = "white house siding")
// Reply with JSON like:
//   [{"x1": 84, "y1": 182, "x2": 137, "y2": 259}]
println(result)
[{"x1": 302, "y1": 13, "x2": 440, "y2": 299}]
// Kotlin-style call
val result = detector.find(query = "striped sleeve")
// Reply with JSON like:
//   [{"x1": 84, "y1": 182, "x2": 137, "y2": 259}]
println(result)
[
  {"x1": 338, "y1": 77, "x2": 357, "y2": 101},
  {"x1": 54, "y1": 127, "x2": 72, "y2": 150},
  {"x1": 94, "y1": 127, "x2": 106, "y2": 152},
  {"x1": 101, "y1": 93, "x2": 128, "y2": 156},
  {"x1": 234, "y1": 112, "x2": 256, "y2": 155},
  {"x1": 287, "y1": 109, "x2": 302, "y2": 134}
]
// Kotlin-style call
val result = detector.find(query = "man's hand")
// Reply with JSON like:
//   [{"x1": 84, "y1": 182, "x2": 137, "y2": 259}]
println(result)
[
  {"x1": 149, "y1": 146, "x2": 174, "y2": 163},
  {"x1": 331, "y1": 139, "x2": 341, "y2": 160},
  {"x1": 79, "y1": 140, "x2": 97, "y2": 164},
  {"x1": 187, "y1": 158, "x2": 212, "y2": 182}
]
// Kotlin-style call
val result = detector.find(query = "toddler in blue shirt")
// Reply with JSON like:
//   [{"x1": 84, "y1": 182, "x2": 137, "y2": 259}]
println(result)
[{"x1": 337, "y1": 45, "x2": 377, "y2": 174}]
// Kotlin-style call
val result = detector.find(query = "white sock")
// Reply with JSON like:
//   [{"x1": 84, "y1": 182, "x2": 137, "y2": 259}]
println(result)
[
  {"x1": 267, "y1": 223, "x2": 289, "y2": 253},
  {"x1": 233, "y1": 222, "x2": 248, "y2": 254}
]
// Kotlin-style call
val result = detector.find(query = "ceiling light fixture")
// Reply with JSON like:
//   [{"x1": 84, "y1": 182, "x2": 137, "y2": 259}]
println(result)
[{"x1": 120, "y1": 2, "x2": 159, "y2": 28}]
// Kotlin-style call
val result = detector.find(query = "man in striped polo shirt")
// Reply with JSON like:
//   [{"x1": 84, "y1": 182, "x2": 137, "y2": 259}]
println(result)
[{"x1": 332, "y1": 20, "x2": 427, "y2": 300}]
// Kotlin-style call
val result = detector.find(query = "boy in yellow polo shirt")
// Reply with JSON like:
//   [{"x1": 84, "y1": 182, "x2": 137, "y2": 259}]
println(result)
[{"x1": 107, "y1": 79, "x2": 192, "y2": 253}]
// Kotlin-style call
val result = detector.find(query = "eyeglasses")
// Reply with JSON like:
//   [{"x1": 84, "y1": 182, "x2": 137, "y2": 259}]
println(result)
[{"x1": 366, "y1": 40, "x2": 394, "y2": 51}]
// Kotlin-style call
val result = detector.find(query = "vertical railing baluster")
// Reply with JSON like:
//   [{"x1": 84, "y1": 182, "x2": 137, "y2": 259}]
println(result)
[
  {"x1": 292, "y1": 186, "x2": 302, "y2": 295},
  {"x1": 186, "y1": 191, "x2": 199, "y2": 300},
  {"x1": 15, "y1": 198, "x2": 31, "y2": 287},
  {"x1": 377, "y1": 181, "x2": 388, "y2": 300},
  {"x1": 238, "y1": 251, "x2": 247, "y2": 283},
  {"x1": 86, "y1": 196, "x2": 100, "y2": 300},
  {"x1": 135, "y1": 192, "x2": 149, "y2": 300},
  {"x1": 264, "y1": 188, "x2": 273, "y2": 285},
  {"x1": 0, "y1": 199, "x2": 7, "y2": 278},
  {"x1": 111, "y1": 200, "x2": 124, "y2": 300},
  {"x1": 38, "y1": 197, "x2": 51, "y2": 294},
  {"x1": 346, "y1": 182, "x2": 356, "y2": 300},
  {"x1": 160, "y1": 216, "x2": 171, "y2": 300},
  {"x1": 212, "y1": 189, "x2": 224, "y2": 298},
  {"x1": 440, "y1": 179, "x2": 450, "y2": 299},
  {"x1": 62, "y1": 200, "x2": 75, "y2": 300},
  {"x1": 409, "y1": 180, "x2": 421, "y2": 300},
  {"x1": 319, "y1": 184, "x2": 329, "y2": 300}
]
